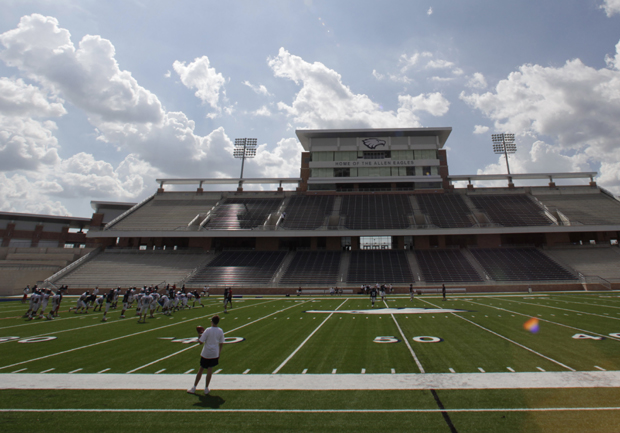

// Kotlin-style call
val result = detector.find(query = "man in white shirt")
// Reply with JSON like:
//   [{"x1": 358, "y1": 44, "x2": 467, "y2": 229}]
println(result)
[{"x1": 187, "y1": 315, "x2": 225, "y2": 395}]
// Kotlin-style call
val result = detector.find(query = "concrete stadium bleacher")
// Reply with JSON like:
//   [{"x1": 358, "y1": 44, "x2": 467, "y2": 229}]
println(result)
[
  {"x1": 340, "y1": 195, "x2": 412, "y2": 230},
  {"x1": 469, "y1": 194, "x2": 554, "y2": 227},
  {"x1": 281, "y1": 196, "x2": 334, "y2": 230},
  {"x1": 470, "y1": 248, "x2": 577, "y2": 281},
  {"x1": 54, "y1": 250, "x2": 210, "y2": 288},
  {"x1": 534, "y1": 192, "x2": 620, "y2": 225},
  {"x1": 205, "y1": 198, "x2": 282, "y2": 229},
  {"x1": 347, "y1": 250, "x2": 413, "y2": 284},
  {"x1": 544, "y1": 247, "x2": 620, "y2": 281},
  {"x1": 107, "y1": 192, "x2": 221, "y2": 231},
  {"x1": 417, "y1": 194, "x2": 474, "y2": 228},
  {"x1": 415, "y1": 249, "x2": 483, "y2": 283},
  {"x1": 0, "y1": 247, "x2": 93, "y2": 295},
  {"x1": 280, "y1": 251, "x2": 341, "y2": 285},
  {"x1": 187, "y1": 251, "x2": 287, "y2": 286}
]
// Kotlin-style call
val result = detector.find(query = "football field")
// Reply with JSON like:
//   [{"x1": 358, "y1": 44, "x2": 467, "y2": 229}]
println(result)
[{"x1": 2, "y1": 292, "x2": 620, "y2": 432}]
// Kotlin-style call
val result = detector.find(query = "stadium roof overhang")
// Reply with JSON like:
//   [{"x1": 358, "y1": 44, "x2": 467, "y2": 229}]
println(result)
[
  {"x1": 295, "y1": 127, "x2": 452, "y2": 151},
  {"x1": 88, "y1": 223, "x2": 620, "y2": 239},
  {"x1": 0, "y1": 211, "x2": 91, "y2": 227},
  {"x1": 449, "y1": 172, "x2": 597, "y2": 183},
  {"x1": 155, "y1": 178, "x2": 302, "y2": 189}
]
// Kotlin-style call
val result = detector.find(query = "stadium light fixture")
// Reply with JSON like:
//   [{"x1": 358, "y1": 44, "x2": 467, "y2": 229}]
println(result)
[
  {"x1": 233, "y1": 138, "x2": 258, "y2": 186},
  {"x1": 491, "y1": 133, "x2": 516, "y2": 175}
]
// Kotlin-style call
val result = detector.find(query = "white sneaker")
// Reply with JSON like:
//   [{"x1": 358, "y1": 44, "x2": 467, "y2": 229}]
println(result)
[
  {"x1": 204, "y1": 387, "x2": 210, "y2": 395},
  {"x1": 187, "y1": 386, "x2": 196, "y2": 394}
]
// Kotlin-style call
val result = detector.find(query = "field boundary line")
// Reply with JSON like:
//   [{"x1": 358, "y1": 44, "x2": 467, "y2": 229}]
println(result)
[
  {"x1": 4, "y1": 371, "x2": 620, "y2": 390},
  {"x1": 271, "y1": 299, "x2": 348, "y2": 374},
  {"x1": 0, "y1": 300, "x2": 277, "y2": 372},
  {"x1": 462, "y1": 299, "x2": 620, "y2": 342},
  {"x1": 420, "y1": 298, "x2": 576, "y2": 372},
  {"x1": 2, "y1": 407, "x2": 620, "y2": 413},
  {"x1": 126, "y1": 300, "x2": 312, "y2": 374}
]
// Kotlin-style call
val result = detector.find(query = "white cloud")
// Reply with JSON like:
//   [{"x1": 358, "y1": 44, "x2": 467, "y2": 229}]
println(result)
[
  {"x1": 461, "y1": 41, "x2": 620, "y2": 193},
  {"x1": 0, "y1": 114, "x2": 61, "y2": 170},
  {"x1": 398, "y1": 52, "x2": 432, "y2": 73},
  {"x1": 173, "y1": 56, "x2": 226, "y2": 111},
  {"x1": 0, "y1": 77, "x2": 66, "y2": 117},
  {"x1": 253, "y1": 137, "x2": 303, "y2": 178},
  {"x1": 0, "y1": 14, "x2": 239, "y2": 179},
  {"x1": 0, "y1": 14, "x2": 292, "y2": 213},
  {"x1": 473, "y1": 125, "x2": 489, "y2": 134},
  {"x1": 466, "y1": 72, "x2": 487, "y2": 89},
  {"x1": 431, "y1": 76, "x2": 454, "y2": 82},
  {"x1": 252, "y1": 105, "x2": 272, "y2": 116},
  {"x1": 0, "y1": 172, "x2": 70, "y2": 215},
  {"x1": 427, "y1": 7, "x2": 433, "y2": 15},
  {"x1": 426, "y1": 59, "x2": 455, "y2": 69},
  {"x1": 372, "y1": 69, "x2": 385, "y2": 80},
  {"x1": 242, "y1": 80, "x2": 271, "y2": 96},
  {"x1": 601, "y1": 0, "x2": 620, "y2": 16},
  {"x1": 268, "y1": 48, "x2": 450, "y2": 129}
]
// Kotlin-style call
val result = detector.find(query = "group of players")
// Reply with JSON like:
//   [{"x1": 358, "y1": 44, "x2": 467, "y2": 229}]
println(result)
[
  {"x1": 22, "y1": 285, "x2": 67, "y2": 320},
  {"x1": 22, "y1": 284, "x2": 219, "y2": 322},
  {"x1": 365, "y1": 283, "x2": 394, "y2": 307}
]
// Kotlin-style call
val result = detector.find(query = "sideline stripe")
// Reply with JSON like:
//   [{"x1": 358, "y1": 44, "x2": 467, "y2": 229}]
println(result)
[
  {"x1": 125, "y1": 300, "x2": 311, "y2": 374},
  {"x1": 0, "y1": 299, "x2": 277, "y2": 371},
  {"x1": 5, "y1": 371, "x2": 620, "y2": 390},
  {"x1": 421, "y1": 298, "x2": 576, "y2": 372},
  {"x1": 271, "y1": 299, "x2": 348, "y2": 374},
  {"x1": 2, "y1": 407, "x2": 620, "y2": 413}
]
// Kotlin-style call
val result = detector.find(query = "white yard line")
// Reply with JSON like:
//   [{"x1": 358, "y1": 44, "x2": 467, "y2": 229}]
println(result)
[
  {"x1": 489, "y1": 297, "x2": 620, "y2": 322},
  {"x1": 385, "y1": 300, "x2": 425, "y2": 373},
  {"x1": 97, "y1": 368, "x2": 110, "y2": 374},
  {"x1": 4, "y1": 371, "x2": 620, "y2": 390},
  {"x1": 420, "y1": 298, "x2": 576, "y2": 372},
  {"x1": 271, "y1": 299, "x2": 348, "y2": 374},
  {"x1": 0, "y1": 300, "x2": 277, "y2": 372},
  {"x1": 462, "y1": 299, "x2": 620, "y2": 342},
  {"x1": 125, "y1": 300, "x2": 311, "y2": 374}
]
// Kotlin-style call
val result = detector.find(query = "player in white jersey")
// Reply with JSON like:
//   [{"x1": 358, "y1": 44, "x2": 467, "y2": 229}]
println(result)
[
  {"x1": 172, "y1": 292, "x2": 180, "y2": 311},
  {"x1": 74, "y1": 292, "x2": 90, "y2": 313},
  {"x1": 27, "y1": 291, "x2": 42, "y2": 320},
  {"x1": 93, "y1": 294, "x2": 105, "y2": 312},
  {"x1": 138, "y1": 293, "x2": 152, "y2": 322},
  {"x1": 149, "y1": 292, "x2": 160, "y2": 318},
  {"x1": 112, "y1": 287, "x2": 120, "y2": 309},
  {"x1": 47, "y1": 292, "x2": 61, "y2": 320},
  {"x1": 180, "y1": 292, "x2": 189, "y2": 310},
  {"x1": 38, "y1": 289, "x2": 51, "y2": 318},
  {"x1": 186, "y1": 291, "x2": 195, "y2": 308},
  {"x1": 158, "y1": 295, "x2": 170, "y2": 315},
  {"x1": 22, "y1": 285, "x2": 30, "y2": 304}
]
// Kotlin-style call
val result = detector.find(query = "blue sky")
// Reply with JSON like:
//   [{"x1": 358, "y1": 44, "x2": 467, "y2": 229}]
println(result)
[{"x1": 1, "y1": 0, "x2": 620, "y2": 217}]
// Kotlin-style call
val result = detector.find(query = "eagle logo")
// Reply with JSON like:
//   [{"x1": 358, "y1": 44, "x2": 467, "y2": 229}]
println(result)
[{"x1": 362, "y1": 138, "x2": 386, "y2": 149}]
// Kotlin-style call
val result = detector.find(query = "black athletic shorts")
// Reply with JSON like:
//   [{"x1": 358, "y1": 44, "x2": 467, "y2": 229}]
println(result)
[{"x1": 200, "y1": 357, "x2": 219, "y2": 369}]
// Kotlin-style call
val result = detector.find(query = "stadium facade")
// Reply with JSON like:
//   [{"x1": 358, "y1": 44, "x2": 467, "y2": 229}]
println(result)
[{"x1": 2, "y1": 127, "x2": 620, "y2": 295}]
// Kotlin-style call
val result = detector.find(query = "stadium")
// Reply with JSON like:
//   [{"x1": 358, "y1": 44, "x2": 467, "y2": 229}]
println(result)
[
  {"x1": 2, "y1": 127, "x2": 620, "y2": 432},
  {"x1": 1, "y1": 127, "x2": 619, "y2": 295}
]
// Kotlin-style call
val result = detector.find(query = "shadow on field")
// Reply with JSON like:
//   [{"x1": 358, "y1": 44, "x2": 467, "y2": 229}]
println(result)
[{"x1": 192, "y1": 394, "x2": 226, "y2": 409}]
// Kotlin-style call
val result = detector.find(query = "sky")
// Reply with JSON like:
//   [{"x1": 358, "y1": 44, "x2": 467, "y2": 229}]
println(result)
[{"x1": 1, "y1": 0, "x2": 620, "y2": 218}]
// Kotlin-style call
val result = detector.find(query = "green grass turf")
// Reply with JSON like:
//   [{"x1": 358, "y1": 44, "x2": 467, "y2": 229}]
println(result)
[
  {"x1": 2, "y1": 389, "x2": 620, "y2": 433},
  {"x1": 3, "y1": 292, "x2": 620, "y2": 431}
]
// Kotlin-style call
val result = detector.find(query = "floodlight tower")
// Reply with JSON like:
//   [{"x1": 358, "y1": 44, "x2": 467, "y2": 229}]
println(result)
[
  {"x1": 492, "y1": 133, "x2": 516, "y2": 175},
  {"x1": 233, "y1": 138, "x2": 257, "y2": 188}
]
